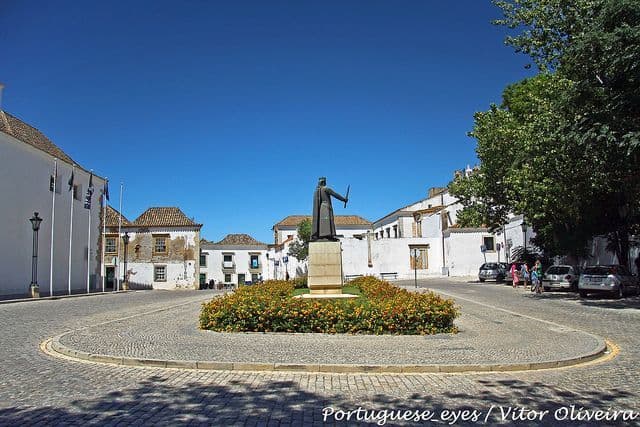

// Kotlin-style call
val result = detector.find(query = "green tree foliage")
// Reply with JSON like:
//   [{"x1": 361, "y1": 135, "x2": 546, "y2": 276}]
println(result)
[
  {"x1": 453, "y1": 0, "x2": 640, "y2": 264},
  {"x1": 287, "y1": 218, "x2": 312, "y2": 261}
]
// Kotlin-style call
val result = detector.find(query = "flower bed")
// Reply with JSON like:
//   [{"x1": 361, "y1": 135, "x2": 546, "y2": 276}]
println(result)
[{"x1": 199, "y1": 276, "x2": 458, "y2": 335}]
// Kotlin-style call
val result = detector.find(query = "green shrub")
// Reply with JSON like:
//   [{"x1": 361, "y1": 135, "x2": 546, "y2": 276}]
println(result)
[
  {"x1": 291, "y1": 276, "x2": 307, "y2": 289},
  {"x1": 199, "y1": 277, "x2": 458, "y2": 335}
]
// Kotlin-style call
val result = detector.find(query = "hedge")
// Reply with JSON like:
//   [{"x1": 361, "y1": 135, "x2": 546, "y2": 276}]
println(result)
[{"x1": 199, "y1": 276, "x2": 458, "y2": 335}]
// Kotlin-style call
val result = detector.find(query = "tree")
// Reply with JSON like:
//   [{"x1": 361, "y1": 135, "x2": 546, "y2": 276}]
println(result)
[
  {"x1": 287, "y1": 218, "x2": 312, "y2": 262},
  {"x1": 452, "y1": 0, "x2": 640, "y2": 264}
]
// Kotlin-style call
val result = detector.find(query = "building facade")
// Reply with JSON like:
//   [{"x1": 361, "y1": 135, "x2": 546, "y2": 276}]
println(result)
[
  {"x1": 104, "y1": 207, "x2": 202, "y2": 290},
  {"x1": 200, "y1": 234, "x2": 268, "y2": 286},
  {"x1": 0, "y1": 110, "x2": 106, "y2": 297}
]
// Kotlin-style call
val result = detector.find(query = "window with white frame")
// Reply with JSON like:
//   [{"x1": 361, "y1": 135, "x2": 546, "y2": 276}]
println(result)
[
  {"x1": 200, "y1": 253, "x2": 207, "y2": 267},
  {"x1": 105, "y1": 237, "x2": 117, "y2": 254},
  {"x1": 224, "y1": 273, "x2": 232, "y2": 283}
]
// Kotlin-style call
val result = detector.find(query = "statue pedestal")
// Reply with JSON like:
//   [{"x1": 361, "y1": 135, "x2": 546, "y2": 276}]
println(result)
[{"x1": 308, "y1": 241, "x2": 343, "y2": 295}]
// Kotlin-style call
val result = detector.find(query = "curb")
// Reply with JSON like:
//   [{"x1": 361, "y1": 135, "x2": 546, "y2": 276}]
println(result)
[
  {"x1": 45, "y1": 335, "x2": 611, "y2": 374},
  {"x1": 0, "y1": 290, "x2": 133, "y2": 305}
]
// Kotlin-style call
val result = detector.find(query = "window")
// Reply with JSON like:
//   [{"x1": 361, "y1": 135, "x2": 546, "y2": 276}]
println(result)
[
  {"x1": 154, "y1": 265, "x2": 166, "y2": 282},
  {"x1": 153, "y1": 235, "x2": 168, "y2": 254},
  {"x1": 224, "y1": 273, "x2": 232, "y2": 283},
  {"x1": 200, "y1": 253, "x2": 207, "y2": 267},
  {"x1": 250, "y1": 254, "x2": 260, "y2": 269},
  {"x1": 223, "y1": 254, "x2": 233, "y2": 263},
  {"x1": 393, "y1": 225, "x2": 398, "y2": 238},
  {"x1": 410, "y1": 246, "x2": 429, "y2": 270},
  {"x1": 483, "y1": 236, "x2": 496, "y2": 252},
  {"x1": 251, "y1": 273, "x2": 259, "y2": 282},
  {"x1": 386, "y1": 228, "x2": 390, "y2": 238},
  {"x1": 105, "y1": 237, "x2": 117, "y2": 254}
]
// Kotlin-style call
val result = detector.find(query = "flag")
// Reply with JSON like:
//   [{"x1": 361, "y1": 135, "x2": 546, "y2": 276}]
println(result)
[
  {"x1": 49, "y1": 160, "x2": 58, "y2": 192},
  {"x1": 68, "y1": 170, "x2": 75, "y2": 192},
  {"x1": 84, "y1": 172, "x2": 94, "y2": 209},
  {"x1": 103, "y1": 180, "x2": 109, "y2": 202}
]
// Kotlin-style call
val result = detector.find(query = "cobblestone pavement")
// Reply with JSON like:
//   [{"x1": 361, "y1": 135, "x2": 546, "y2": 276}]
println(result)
[
  {"x1": 57, "y1": 289, "x2": 602, "y2": 366},
  {"x1": 0, "y1": 284, "x2": 638, "y2": 426}
]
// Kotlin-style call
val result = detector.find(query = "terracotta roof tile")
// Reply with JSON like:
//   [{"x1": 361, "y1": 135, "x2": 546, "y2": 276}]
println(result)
[
  {"x1": 0, "y1": 111, "x2": 76, "y2": 165},
  {"x1": 215, "y1": 234, "x2": 267, "y2": 246},
  {"x1": 105, "y1": 206, "x2": 132, "y2": 227},
  {"x1": 133, "y1": 207, "x2": 201, "y2": 227},
  {"x1": 274, "y1": 215, "x2": 371, "y2": 228}
]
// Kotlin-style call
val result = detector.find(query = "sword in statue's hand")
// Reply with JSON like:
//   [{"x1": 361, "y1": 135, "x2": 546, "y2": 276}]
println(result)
[{"x1": 344, "y1": 185, "x2": 350, "y2": 208}]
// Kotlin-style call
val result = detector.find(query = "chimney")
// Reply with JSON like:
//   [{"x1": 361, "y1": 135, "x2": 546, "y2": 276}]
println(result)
[{"x1": 0, "y1": 83, "x2": 4, "y2": 111}]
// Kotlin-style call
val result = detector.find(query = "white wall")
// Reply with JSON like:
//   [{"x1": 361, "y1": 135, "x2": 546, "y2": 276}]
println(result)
[
  {"x1": 445, "y1": 231, "x2": 504, "y2": 276},
  {"x1": 0, "y1": 132, "x2": 105, "y2": 296}
]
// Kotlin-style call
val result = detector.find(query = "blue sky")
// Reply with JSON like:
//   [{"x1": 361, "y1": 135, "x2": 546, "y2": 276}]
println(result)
[{"x1": 1, "y1": 1, "x2": 533, "y2": 243}]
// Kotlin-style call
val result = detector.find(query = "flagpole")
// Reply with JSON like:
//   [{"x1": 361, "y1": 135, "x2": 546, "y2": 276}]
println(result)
[
  {"x1": 102, "y1": 179, "x2": 108, "y2": 292},
  {"x1": 68, "y1": 165, "x2": 75, "y2": 295},
  {"x1": 49, "y1": 158, "x2": 57, "y2": 297},
  {"x1": 116, "y1": 181, "x2": 123, "y2": 292}
]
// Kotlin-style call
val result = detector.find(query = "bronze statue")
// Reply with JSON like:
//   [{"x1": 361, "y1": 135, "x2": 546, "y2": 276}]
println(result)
[{"x1": 311, "y1": 177, "x2": 349, "y2": 241}]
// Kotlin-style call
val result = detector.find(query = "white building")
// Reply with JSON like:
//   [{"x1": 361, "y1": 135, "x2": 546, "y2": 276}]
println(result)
[
  {"x1": 269, "y1": 215, "x2": 372, "y2": 280},
  {"x1": 0, "y1": 109, "x2": 106, "y2": 297},
  {"x1": 200, "y1": 234, "x2": 268, "y2": 286},
  {"x1": 105, "y1": 207, "x2": 202, "y2": 290}
]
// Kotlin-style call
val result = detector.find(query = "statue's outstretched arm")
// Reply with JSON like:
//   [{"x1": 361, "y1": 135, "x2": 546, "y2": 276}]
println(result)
[{"x1": 326, "y1": 187, "x2": 347, "y2": 203}]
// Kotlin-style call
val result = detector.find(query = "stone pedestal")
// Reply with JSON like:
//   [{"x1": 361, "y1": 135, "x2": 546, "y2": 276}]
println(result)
[{"x1": 308, "y1": 241, "x2": 343, "y2": 295}]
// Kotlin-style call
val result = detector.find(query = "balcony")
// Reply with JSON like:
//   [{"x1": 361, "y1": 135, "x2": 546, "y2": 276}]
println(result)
[{"x1": 222, "y1": 261, "x2": 235, "y2": 271}]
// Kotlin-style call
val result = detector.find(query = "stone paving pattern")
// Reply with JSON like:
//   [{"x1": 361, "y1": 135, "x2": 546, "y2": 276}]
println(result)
[
  {"x1": 0, "y1": 282, "x2": 639, "y2": 426},
  {"x1": 58, "y1": 290, "x2": 603, "y2": 366}
]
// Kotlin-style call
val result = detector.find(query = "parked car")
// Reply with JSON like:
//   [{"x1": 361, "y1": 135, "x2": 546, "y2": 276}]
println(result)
[
  {"x1": 578, "y1": 265, "x2": 640, "y2": 298},
  {"x1": 542, "y1": 265, "x2": 580, "y2": 292},
  {"x1": 478, "y1": 262, "x2": 506, "y2": 282}
]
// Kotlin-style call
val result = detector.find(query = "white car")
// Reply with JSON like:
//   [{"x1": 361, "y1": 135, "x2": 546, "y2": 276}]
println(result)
[
  {"x1": 578, "y1": 265, "x2": 640, "y2": 299},
  {"x1": 542, "y1": 265, "x2": 580, "y2": 292}
]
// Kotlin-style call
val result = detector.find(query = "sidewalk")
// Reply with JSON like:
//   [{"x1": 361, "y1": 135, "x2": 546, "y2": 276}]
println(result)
[{"x1": 45, "y1": 288, "x2": 609, "y2": 374}]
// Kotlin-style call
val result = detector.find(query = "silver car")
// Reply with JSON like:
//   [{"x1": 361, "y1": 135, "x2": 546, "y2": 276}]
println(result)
[
  {"x1": 542, "y1": 265, "x2": 580, "y2": 292},
  {"x1": 578, "y1": 265, "x2": 640, "y2": 298},
  {"x1": 478, "y1": 263, "x2": 506, "y2": 282}
]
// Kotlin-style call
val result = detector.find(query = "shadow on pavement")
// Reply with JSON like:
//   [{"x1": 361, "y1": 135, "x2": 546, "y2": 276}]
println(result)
[{"x1": 0, "y1": 376, "x2": 637, "y2": 426}]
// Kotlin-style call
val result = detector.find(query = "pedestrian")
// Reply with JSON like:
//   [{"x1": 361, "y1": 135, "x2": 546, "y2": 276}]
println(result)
[
  {"x1": 531, "y1": 260, "x2": 542, "y2": 293},
  {"x1": 535, "y1": 260, "x2": 543, "y2": 293},
  {"x1": 511, "y1": 263, "x2": 519, "y2": 288},
  {"x1": 521, "y1": 262, "x2": 530, "y2": 288}
]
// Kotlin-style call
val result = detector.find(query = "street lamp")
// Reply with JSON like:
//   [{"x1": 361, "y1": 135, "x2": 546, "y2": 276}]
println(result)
[
  {"x1": 122, "y1": 232, "x2": 130, "y2": 290},
  {"x1": 521, "y1": 219, "x2": 528, "y2": 259},
  {"x1": 413, "y1": 248, "x2": 419, "y2": 288},
  {"x1": 29, "y1": 212, "x2": 43, "y2": 298}
]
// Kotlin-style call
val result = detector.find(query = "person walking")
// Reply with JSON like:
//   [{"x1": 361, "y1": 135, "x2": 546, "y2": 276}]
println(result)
[
  {"x1": 521, "y1": 262, "x2": 530, "y2": 289},
  {"x1": 534, "y1": 260, "x2": 543, "y2": 293},
  {"x1": 511, "y1": 263, "x2": 519, "y2": 288}
]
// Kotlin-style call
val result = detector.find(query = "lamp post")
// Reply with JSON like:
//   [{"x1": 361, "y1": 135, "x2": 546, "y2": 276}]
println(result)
[
  {"x1": 29, "y1": 212, "x2": 43, "y2": 298},
  {"x1": 413, "y1": 248, "x2": 418, "y2": 288},
  {"x1": 521, "y1": 219, "x2": 528, "y2": 260},
  {"x1": 122, "y1": 232, "x2": 130, "y2": 290}
]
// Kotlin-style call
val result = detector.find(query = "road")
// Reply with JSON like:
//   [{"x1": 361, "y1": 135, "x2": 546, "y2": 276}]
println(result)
[{"x1": 0, "y1": 280, "x2": 638, "y2": 426}]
